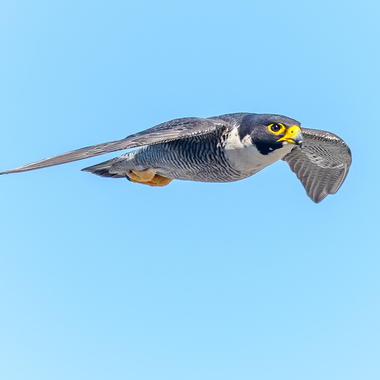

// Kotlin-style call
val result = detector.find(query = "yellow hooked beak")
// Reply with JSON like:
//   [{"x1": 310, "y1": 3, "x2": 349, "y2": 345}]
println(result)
[{"x1": 277, "y1": 125, "x2": 303, "y2": 146}]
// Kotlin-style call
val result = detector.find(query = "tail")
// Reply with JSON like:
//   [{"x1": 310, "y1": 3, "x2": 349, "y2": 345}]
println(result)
[{"x1": 81, "y1": 158, "x2": 126, "y2": 178}]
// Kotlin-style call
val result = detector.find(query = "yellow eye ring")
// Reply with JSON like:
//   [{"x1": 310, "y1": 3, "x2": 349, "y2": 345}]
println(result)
[{"x1": 268, "y1": 123, "x2": 286, "y2": 135}]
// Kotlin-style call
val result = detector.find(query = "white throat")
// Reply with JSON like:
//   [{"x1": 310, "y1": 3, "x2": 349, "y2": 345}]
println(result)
[{"x1": 223, "y1": 128, "x2": 294, "y2": 176}]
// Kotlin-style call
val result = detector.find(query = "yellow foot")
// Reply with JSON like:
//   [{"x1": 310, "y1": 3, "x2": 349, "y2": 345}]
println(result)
[
  {"x1": 127, "y1": 169, "x2": 173, "y2": 187},
  {"x1": 129, "y1": 168, "x2": 156, "y2": 182}
]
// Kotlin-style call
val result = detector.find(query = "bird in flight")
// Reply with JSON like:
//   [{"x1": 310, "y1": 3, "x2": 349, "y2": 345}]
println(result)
[{"x1": 0, "y1": 113, "x2": 352, "y2": 203}]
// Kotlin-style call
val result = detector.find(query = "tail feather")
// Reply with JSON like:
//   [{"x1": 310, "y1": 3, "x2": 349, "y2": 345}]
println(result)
[{"x1": 82, "y1": 159, "x2": 125, "y2": 178}]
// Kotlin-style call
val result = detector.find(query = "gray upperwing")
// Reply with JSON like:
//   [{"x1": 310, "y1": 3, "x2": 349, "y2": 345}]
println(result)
[
  {"x1": 0, "y1": 117, "x2": 225, "y2": 174},
  {"x1": 282, "y1": 128, "x2": 352, "y2": 203}
]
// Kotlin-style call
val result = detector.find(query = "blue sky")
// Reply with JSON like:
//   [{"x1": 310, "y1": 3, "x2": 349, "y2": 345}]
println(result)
[{"x1": 1, "y1": 1, "x2": 379, "y2": 379}]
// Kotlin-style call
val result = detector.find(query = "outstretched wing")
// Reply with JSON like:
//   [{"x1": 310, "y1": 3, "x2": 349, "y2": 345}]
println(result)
[
  {"x1": 0, "y1": 117, "x2": 226, "y2": 174},
  {"x1": 282, "y1": 128, "x2": 352, "y2": 203}
]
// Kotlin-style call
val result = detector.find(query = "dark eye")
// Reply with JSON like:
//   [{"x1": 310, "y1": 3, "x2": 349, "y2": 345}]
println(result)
[{"x1": 268, "y1": 123, "x2": 286, "y2": 135}]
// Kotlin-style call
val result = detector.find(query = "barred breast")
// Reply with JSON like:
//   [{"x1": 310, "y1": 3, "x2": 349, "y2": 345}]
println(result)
[{"x1": 125, "y1": 130, "x2": 243, "y2": 182}]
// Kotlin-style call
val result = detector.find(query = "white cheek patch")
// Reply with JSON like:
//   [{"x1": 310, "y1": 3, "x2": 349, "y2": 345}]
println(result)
[
  {"x1": 223, "y1": 128, "x2": 294, "y2": 176},
  {"x1": 223, "y1": 128, "x2": 246, "y2": 151}
]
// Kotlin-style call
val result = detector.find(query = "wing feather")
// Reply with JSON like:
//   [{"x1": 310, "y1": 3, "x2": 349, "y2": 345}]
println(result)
[
  {"x1": 282, "y1": 128, "x2": 352, "y2": 203},
  {"x1": 0, "y1": 117, "x2": 225, "y2": 174}
]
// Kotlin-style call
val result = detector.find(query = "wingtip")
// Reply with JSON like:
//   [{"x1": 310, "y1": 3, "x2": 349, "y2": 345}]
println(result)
[
  {"x1": 311, "y1": 195, "x2": 327, "y2": 203},
  {"x1": 0, "y1": 168, "x2": 30, "y2": 175}
]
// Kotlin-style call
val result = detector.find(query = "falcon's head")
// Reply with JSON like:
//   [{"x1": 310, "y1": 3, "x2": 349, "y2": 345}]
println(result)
[{"x1": 239, "y1": 114, "x2": 303, "y2": 155}]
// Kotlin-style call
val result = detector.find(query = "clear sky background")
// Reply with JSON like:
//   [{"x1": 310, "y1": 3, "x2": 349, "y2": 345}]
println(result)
[{"x1": 0, "y1": 1, "x2": 379, "y2": 379}]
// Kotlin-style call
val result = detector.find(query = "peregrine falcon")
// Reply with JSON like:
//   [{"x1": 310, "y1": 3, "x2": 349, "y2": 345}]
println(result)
[{"x1": 0, "y1": 113, "x2": 352, "y2": 203}]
